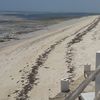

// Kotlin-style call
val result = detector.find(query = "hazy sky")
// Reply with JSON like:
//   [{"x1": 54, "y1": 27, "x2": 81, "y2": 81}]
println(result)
[{"x1": 0, "y1": 0, "x2": 100, "y2": 12}]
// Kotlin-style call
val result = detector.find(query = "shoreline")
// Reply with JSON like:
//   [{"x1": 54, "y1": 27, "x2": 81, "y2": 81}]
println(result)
[
  {"x1": 0, "y1": 15, "x2": 99, "y2": 100},
  {"x1": 0, "y1": 16, "x2": 89, "y2": 50}
]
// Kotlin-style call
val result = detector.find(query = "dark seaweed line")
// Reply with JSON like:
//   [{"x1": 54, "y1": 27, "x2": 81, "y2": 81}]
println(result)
[
  {"x1": 15, "y1": 32, "x2": 71, "y2": 100},
  {"x1": 66, "y1": 17, "x2": 100, "y2": 81},
  {"x1": 14, "y1": 17, "x2": 100, "y2": 100}
]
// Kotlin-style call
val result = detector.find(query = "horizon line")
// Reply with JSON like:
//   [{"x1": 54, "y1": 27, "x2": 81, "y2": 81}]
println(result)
[{"x1": 0, "y1": 10, "x2": 100, "y2": 14}]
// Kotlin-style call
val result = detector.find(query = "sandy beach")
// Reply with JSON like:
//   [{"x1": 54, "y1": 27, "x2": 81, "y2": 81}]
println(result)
[{"x1": 0, "y1": 15, "x2": 100, "y2": 100}]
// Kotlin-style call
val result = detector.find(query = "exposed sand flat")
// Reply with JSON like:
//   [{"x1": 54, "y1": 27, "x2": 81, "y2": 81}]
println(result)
[{"x1": 0, "y1": 16, "x2": 99, "y2": 100}]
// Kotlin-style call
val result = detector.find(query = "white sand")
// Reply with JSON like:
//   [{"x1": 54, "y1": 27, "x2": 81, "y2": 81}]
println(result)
[{"x1": 0, "y1": 16, "x2": 99, "y2": 100}]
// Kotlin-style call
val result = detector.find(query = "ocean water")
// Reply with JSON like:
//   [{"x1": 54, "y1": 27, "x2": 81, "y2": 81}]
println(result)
[{"x1": 0, "y1": 11, "x2": 94, "y2": 20}]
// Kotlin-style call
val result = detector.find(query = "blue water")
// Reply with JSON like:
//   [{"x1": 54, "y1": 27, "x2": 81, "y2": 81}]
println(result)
[{"x1": 0, "y1": 11, "x2": 94, "y2": 20}]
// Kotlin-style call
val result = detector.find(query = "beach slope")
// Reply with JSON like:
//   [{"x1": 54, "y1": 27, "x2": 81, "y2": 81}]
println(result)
[{"x1": 0, "y1": 16, "x2": 99, "y2": 100}]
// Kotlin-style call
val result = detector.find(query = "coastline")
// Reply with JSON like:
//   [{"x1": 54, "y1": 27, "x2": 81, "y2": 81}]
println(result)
[
  {"x1": 0, "y1": 16, "x2": 89, "y2": 50},
  {"x1": 0, "y1": 15, "x2": 99, "y2": 100}
]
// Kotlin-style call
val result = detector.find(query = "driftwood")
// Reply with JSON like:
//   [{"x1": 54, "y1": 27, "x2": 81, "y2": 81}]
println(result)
[{"x1": 65, "y1": 67, "x2": 100, "y2": 100}]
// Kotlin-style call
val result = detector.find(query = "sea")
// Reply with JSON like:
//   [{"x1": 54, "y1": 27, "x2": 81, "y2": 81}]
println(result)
[{"x1": 0, "y1": 11, "x2": 97, "y2": 20}]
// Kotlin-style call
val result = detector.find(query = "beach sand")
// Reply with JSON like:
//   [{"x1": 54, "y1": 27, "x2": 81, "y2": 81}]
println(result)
[{"x1": 0, "y1": 15, "x2": 99, "y2": 100}]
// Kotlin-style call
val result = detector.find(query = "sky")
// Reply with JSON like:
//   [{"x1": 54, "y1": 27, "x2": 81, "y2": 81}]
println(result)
[{"x1": 0, "y1": 0, "x2": 100, "y2": 13}]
